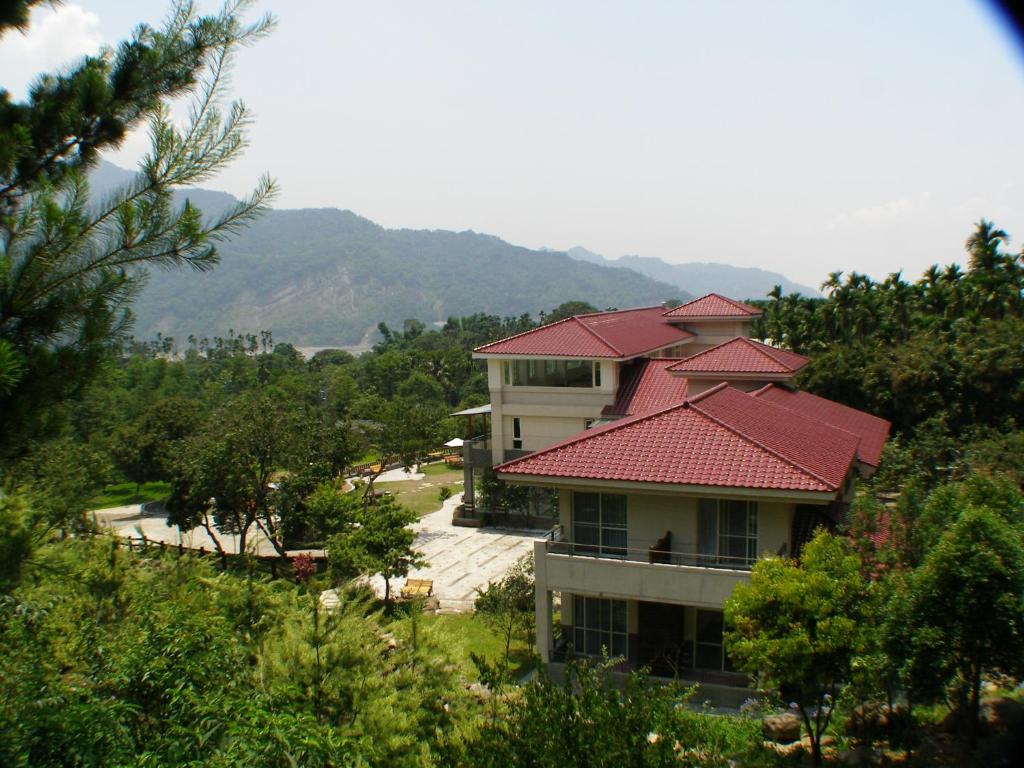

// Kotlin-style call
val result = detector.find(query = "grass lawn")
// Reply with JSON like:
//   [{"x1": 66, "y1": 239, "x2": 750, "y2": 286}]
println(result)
[
  {"x1": 392, "y1": 611, "x2": 534, "y2": 681},
  {"x1": 89, "y1": 481, "x2": 170, "y2": 509},
  {"x1": 376, "y1": 465, "x2": 464, "y2": 518},
  {"x1": 421, "y1": 460, "x2": 463, "y2": 477}
]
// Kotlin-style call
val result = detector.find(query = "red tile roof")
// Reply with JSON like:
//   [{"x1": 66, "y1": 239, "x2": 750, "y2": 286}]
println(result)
[
  {"x1": 666, "y1": 337, "x2": 808, "y2": 376},
  {"x1": 662, "y1": 293, "x2": 762, "y2": 319},
  {"x1": 602, "y1": 359, "x2": 689, "y2": 417},
  {"x1": 751, "y1": 384, "x2": 891, "y2": 468},
  {"x1": 474, "y1": 306, "x2": 693, "y2": 359},
  {"x1": 498, "y1": 384, "x2": 859, "y2": 493}
]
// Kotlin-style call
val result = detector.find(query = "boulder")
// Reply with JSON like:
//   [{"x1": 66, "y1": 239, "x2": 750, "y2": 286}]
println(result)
[
  {"x1": 980, "y1": 696, "x2": 1024, "y2": 731},
  {"x1": 846, "y1": 701, "x2": 907, "y2": 742},
  {"x1": 762, "y1": 712, "x2": 802, "y2": 743}
]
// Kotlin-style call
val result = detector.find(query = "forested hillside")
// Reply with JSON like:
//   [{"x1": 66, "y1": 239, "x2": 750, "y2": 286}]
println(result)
[
  {"x1": 81, "y1": 162, "x2": 686, "y2": 346},
  {"x1": 132, "y1": 207, "x2": 688, "y2": 346}
]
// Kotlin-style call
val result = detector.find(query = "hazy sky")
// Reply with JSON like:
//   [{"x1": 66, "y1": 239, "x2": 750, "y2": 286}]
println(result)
[{"x1": 3, "y1": 1, "x2": 1023, "y2": 289}]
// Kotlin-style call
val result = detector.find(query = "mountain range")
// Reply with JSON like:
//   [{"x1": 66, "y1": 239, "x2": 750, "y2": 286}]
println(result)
[
  {"x1": 565, "y1": 247, "x2": 819, "y2": 299},
  {"x1": 92, "y1": 162, "x2": 813, "y2": 347}
]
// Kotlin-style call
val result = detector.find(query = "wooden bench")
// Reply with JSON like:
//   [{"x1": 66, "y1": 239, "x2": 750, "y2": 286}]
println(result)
[
  {"x1": 401, "y1": 578, "x2": 434, "y2": 599},
  {"x1": 444, "y1": 454, "x2": 463, "y2": 467}
]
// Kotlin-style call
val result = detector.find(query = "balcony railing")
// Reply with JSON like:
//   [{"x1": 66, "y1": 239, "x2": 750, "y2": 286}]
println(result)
[{"x1": 541, "y1": 533, "x2": 755, "y2": 572}]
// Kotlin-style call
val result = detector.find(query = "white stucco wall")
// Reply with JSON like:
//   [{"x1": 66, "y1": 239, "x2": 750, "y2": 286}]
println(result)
[{"x1": 487, "y1": 358, "x2": 618, "y2": 462}]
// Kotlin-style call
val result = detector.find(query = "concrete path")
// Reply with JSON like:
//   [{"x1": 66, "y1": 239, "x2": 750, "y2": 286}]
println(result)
[{"x1": 371, "y1": 465, "x2": 425, "y2": 483}]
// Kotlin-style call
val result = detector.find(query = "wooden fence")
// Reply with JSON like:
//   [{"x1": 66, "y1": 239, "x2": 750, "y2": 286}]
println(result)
[{"x1": 112, "y1": 533, "x2": 327, "y2": 578}]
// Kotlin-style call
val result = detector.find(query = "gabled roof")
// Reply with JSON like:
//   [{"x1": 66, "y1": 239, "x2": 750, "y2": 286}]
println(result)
[
  {"x1": 473, "y1": 306, "x2": 693, "y2": 359},
  {"x1": 498, "y1": 384, "x2": 859, "y2": 494},
  {"x1": 666, "y1": 337, "x2": 809, "y2": 377},
  {"x1": 661, "y1": 293, "x2": 762, "y2": 320},
  {"x1": 751, "y1": 384, "x2": 891, "y2": 468},
  {"x1": 602, "y1": 358, "x2": 689, "y2": 417}
]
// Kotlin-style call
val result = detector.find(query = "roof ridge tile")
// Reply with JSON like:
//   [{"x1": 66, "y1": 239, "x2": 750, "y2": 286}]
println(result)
[
  {"x1": 496, "y1": 398, "x2": 693, "y2": 472},
  {"x1": 576, "y1": 304, "x2": 665, "y2": 318},
  {"x1": 666, "y1": 336, "x2": 807, "y2": 374},
  {"x1": 473, "y1": 315, "x2": 583, "y2": 353},
  {"x1": 689, "y1": 395, "x2": 840, "y2": 490},
  {"x1": 572, "y1": 316, "x2": 623, "y2": 356},
  {"x1": 662, "y1": 293, "x2": 762, "y2": 318}
]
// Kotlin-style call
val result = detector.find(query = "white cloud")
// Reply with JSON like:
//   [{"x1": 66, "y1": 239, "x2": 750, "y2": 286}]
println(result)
[
  {"x1": 0, "y1": 4, "x2": 103, "y2": 99},
  {"x1": 823, "y1": 193, "x2": 932, "y2": 231}
]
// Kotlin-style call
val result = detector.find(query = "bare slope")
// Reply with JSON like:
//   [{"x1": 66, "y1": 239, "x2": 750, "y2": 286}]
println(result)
[{"x1": 130, "y1": 205, "x2": 687, "y2": 345}]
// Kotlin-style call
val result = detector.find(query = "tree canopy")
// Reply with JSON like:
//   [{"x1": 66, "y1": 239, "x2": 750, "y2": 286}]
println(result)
[{"x1": 0, "y1": 0, "x2": 276, "y2": 457}]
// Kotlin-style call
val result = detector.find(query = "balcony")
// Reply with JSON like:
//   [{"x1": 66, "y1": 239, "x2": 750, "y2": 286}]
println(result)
[
  {"x1": 463, "y1": 435, "x2": 494, "y2": 468},
  {"x1": 534, "y1": 531, "x2": 753, "y2": 609},
  {"x1": 462, "y1": 436, "x2": 533, "y2": 468}
]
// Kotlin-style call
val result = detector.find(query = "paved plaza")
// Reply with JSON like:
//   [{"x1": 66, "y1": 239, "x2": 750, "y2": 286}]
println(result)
[
  {"x1": 361, "y1": 493, "x2": 546, "y2": 611},
  {"x1": 93, "y1": 489, "x2": 545, "y2": 612}
]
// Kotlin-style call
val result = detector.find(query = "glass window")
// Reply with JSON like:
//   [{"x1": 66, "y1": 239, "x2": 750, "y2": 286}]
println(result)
[
  {"x1": 574, "y1": 493, "x2": 600, "y2": 523},
  {"x1": 593, "y1": 362, "x2": 601, "y2": 387},
  {"x1": 565, "y1": 359, "x2": 591, "y2": 387},
  {"x1": 512, "y1": 417, "x2": 522, "y2": 450},
  {"x1": 573, "y1": 595, "x2": 628, "y2": 659},
  {"x1": 507, "y1": 359, "x2": 598, "y2": 388},
  {"x1": 695, "y1": 609, "x2": 725, "y2": 671},
  {"x1": 573, "y1": 492, "x2": 627, "y2": 558},
  {"x1": 696, "y1": 499, "x2": 758, "y2": 567}
]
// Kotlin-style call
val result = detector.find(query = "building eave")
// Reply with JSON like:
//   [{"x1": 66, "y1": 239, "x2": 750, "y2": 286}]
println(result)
[
  {"x1": 473, "y1": 352, "x2": 624, "y2": 361},
  {"x1": 667, "y1": 370, "x2": 796, "y2": 381},
  {"x1": 664, "y1": 314, "x2": 762, "y2": 323},
  {"x1": 494, "y1": 472, "x2": 837, "y2": 503}
]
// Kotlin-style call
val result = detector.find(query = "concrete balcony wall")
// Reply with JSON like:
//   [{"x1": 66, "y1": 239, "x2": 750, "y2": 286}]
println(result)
[{"x1": 535, "y1": 540, "x2": 750, "y2": 610}]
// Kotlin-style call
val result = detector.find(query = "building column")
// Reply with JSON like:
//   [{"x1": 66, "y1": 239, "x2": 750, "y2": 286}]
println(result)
[
  {"x1": 462, "y1": 447, "x2": 474, "y2": 513},
  {"x1": 534, "y1": 539, "x2": 553, "y2": 663},
  {"x1": 490, "y1": 400, "x2": 504, "y2": 465}
]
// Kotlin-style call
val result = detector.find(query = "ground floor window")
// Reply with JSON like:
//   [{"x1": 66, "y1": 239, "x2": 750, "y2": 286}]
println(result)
[
  {"x1": 573, "y1": 595, "x2": 627, "y2": 658},
  {"x1": 694, "y1": 609, "x2": 736, "y2": 672}
]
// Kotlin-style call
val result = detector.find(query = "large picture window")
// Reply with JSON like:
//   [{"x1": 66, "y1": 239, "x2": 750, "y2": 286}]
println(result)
[
  {"x1": 503, "y1": 359, "x2": 600, "y2": 388},
  {"x1": 697, "y1": 499, "x2": 758, "y2": 567},
  {"x1": 573, "y1": 492, "x2": 627, "y2": 558},
  {"x1": 573, "y1": 595, "x2": 628, "y2": 658}
]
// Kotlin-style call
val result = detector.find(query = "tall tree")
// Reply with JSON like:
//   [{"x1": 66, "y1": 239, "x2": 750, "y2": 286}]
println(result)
[
  {"x1": 474, "y1": 554, "x2": 535, "y2": 665},
  {"x1": 166, "y1": 390, "x2": 304, "y2": 557},
  {"x1": 904, "y1": 506, "x2": 1024, "y2": 747},
  {"x1": 724, "y1": 532, "x2": 873, "y2": 767},
  {"x1": 0, "y1": 0, "x2": 276, "y2": 457},
  {"x1": 326, "y1": 494, "x2": 424, "y2": 605}
]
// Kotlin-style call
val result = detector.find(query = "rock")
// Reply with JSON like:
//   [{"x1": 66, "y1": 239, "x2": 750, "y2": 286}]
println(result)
[
  {"x1": 762, "y1": 712, "x2": 802, "y2": 743},
  {"x1": 800, "y1": 734, "x2": 835, "y2": 749},
  {"x1": 846, "y1": 701, "x2": 907, "y2": 742},
  {"x1": 465, "y1": 682, "x2": 492, "y2": 703},
  {"x1": 980, "y1": 696, "x2": 1024, "y2": 731},
  {"x1": 837, "y1": 747, "x2": 876, "y2": 767},
  {"x1": 765, "y1": 740, "x2": 804, "y2": 759}
]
